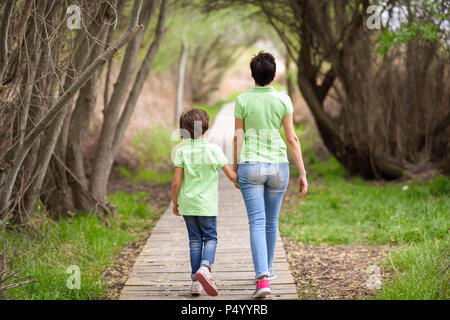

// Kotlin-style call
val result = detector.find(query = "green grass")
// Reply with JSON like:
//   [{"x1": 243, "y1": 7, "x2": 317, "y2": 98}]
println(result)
[
  {"x1": 280, "y1": 160, "x2": 449, "y2": 245},
  {"x1": 132, "y1": 125, "x2": 176, "y2": 169},
  {"x1": 280, "y1": 125, "x2": 449, "y2": 300},
  {"x1": 117, "y1": 126, "x2": 176, "y2": 185},
  {"x1": 118, "y1": 167, "x2": 174, "y2": 185},
  {"x1": 1, "y1": 192, "x2": 160, "y2": 300},
  {"x1": 376, "y1": 239, "x2": 449, "y2": 300}
]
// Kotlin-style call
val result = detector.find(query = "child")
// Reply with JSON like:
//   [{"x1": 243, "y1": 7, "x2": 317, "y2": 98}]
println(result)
[{"x1": 171, "y1": 109, "x2": 237, "y2": 296}]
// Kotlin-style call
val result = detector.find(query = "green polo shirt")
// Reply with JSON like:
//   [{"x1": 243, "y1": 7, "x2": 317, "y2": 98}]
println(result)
[
  {"x1": 173, "y1": 138, "x2": 228, "y2": 216},
  {"x1": 234, "y1": 86, "x2": 293, "y2": 163}
]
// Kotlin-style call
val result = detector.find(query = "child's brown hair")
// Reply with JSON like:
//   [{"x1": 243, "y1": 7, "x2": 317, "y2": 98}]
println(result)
[{"x1": 179, "y1": 109, "x2": 209, "y2": 139}]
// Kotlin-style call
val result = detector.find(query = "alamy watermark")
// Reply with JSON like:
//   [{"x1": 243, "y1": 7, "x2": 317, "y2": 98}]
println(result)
[
  {"x1": 365, "y1": 265, "x2": 382, "y2": 290},
  {"x1": 65, "y1": 265, "x2": 106, "y2": 290},
  {"x1": 366, "y1": 5, "x2": 383, "y2": 30},
  {"x1": 66, "y1": 265, "x2": 81, "y2": 289},
  {"x1": 171, "y1": 120, "x2": 288, "y2": 165},
  {"x1": 66, "y1": 5, "x2": 81, "y2": 30}
]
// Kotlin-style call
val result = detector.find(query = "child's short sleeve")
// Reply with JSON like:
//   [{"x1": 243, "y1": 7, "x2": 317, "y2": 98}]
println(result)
[
  {"x1": 173, "y1": 148, "x2": 184, "y2": 168},
  {"x1": 214, "y1": 147, "x2": 228, "y2": 169},
  {"x1": 283, "y1": 95, "x2": 294, "y2": 116},
  {"x1": 234, "y1": 96, "x2": 244, "y2": 119}
]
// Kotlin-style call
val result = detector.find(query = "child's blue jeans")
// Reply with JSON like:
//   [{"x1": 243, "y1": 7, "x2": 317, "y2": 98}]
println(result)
[
  {"x1": 183, "y1": 215, "x2": 218, "y2": 281},
  {"x1": 238, "y1": 162, "x2": 289, "y2": 279}
]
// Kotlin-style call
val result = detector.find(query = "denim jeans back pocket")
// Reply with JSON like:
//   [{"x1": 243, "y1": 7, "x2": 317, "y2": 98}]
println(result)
[
  {"x1": 266, "y1": 163, "x2": 289, "y2": 190},
  {"x1": 238, "y1": 163, "x2": 265, "y2": 184}
]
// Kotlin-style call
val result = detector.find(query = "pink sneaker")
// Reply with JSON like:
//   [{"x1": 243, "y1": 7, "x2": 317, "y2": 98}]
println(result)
[
  {"x1": 195, "y1": 266, "x2": 219, "y2": 296},
  {"x1": 253, "y1": 278, "x2": 271, "y2": 298}
]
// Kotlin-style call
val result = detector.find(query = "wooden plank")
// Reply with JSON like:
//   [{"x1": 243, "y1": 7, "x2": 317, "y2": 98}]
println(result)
[
  {"x1": 124, "y1": 280, "x2": 296, "y2": 287},
  {"x1": 131, "y1": 264, "x2": 291, "y2": 272},
  {"x1": 136, "y1": 253, "x2": 286, "y2": 260},
  {"x1": 126, "y1": 278, "x2": 296, "y2": 286},
  {"x1": 126, "y1": 273, "x2": 294, "y2": 282}
]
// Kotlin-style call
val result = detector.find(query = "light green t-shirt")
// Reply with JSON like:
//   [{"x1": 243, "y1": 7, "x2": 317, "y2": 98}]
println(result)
[
  {"x1": 173, "y1": 138, "x2": 228, "y2": 216},
  {"x1": 234, "y1": 86, "x2": 293, "y2": 163}
]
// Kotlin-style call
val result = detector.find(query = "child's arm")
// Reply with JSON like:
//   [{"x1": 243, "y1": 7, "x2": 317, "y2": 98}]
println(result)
[
  {"x1": 222, "y1": 164, "x2": 238, "y2": 187},
  {"x1": 171, "y1": 167, "x2": 183, "y2": 216}
]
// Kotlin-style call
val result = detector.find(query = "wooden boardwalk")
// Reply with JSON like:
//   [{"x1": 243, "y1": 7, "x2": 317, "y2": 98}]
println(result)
[
  {"x1": 120, "y1": 174, "x2": 298, "y2": 300},
  {"x1": 120, "y1": 102, "x2": 298, "y2": 300}
]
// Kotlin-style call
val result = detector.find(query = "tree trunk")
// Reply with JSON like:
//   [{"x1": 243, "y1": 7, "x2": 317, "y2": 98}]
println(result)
[
  {"x1": 66, "y1": 24, "x2": 111, "y2": 212},
  {"x1": 0, "y1": 0, "x2": 15, "y2": 84},
  {"x1": 285, "y1": 53, "x2": 295, "y2": 103},
  {"x1": 113, "y1": 0, "x2": 169, "y2": 153},
  {"x1": 104, "y1": 0, "x2": 127, "y2": 107},
  {"x1": 22, "y1": 11, "x2": 100, "y2": 218},
  {"x1": 89, "y1": 0, "x2": 159, "y2": 203},
  {"x1": 174, "y1": 39, "x2": 188, "y2": 124}
]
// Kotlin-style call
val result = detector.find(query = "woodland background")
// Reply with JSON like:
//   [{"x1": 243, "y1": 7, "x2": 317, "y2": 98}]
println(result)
[{"x1": 0, "y1": 0, "x2": 448, "y2": 300}]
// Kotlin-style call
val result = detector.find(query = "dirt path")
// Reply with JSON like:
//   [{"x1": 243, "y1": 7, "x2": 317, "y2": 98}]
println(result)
[{"x1": 284, "y1": 239, "x2": 390, "y2": 299}]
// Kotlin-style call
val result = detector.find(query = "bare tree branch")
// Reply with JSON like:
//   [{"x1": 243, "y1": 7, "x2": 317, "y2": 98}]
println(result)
[
  {"x1": 0, "y1": 0, "x2": 16, "y2": 84},
  {"x1": 0, "y1": 0, "x2": 144, "y2": 218}
]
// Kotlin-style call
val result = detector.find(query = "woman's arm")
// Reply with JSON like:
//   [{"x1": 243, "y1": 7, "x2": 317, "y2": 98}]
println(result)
[
  {"x1": 233, "y1": 118, "x2": 244, "y2": 172},
  {"x1": 171, "y1": 167, "x2": 183, "y2": 216},
  {"x1": 233, "y1": 118, "x2": 245, "y2": 189},
  {"x1": 282, "y1": 113, "x2": 308, "y2": 198}
]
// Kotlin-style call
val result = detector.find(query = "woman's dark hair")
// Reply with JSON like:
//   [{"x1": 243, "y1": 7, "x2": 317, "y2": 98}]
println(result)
[
  {"x1": 179, "y1": 109, "x2": 209, "y2": 139},
  {"x1": 250, "y1": 51, "x2": 276, "y2": 86}
]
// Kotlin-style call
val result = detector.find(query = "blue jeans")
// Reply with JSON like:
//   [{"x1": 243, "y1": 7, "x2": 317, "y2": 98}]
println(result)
[
  {"x1": 238, "y1": 162, "x2": 289, "y2": 279},
  {"x1": 183, "y1": 215, "x2": 218, "y2": 281}
]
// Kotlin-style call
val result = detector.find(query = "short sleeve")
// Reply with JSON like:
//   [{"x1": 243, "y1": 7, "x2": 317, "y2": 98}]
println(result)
[
  {"x1": 284, "y1": 95, "x2": 294, "y2": 116},
  {"x1": 214, "y1": 147, "x2": 228, "y2": 169},
  {"x1": 173, "y1": 148, "x2": 184, "y2": 168},
  {"x1": 234, "y1": 96, "x2": 244, "y2": 119}
]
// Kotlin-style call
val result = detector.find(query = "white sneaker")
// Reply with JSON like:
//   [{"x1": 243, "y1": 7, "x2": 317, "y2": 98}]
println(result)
[
  {"x1": 195, "y1": 266, "x2": 219, "y2": 296},
  {"x1": 191, "y1": 281, "x2": 202, "y2": 295}
]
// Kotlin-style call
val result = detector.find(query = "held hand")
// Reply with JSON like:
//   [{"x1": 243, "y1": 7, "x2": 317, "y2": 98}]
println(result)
[
  {"x1": 233, "y1": 172, "x2": 240, "y2": 189},
  {"x1": 172, "y1": 202, "x2": 181, "y2": 216},
  {"x1": 223, "y1": 164, "x2": 239, "y2": 189},
  {"x1": 298, "y1": 174, "x2": 308, "y2": 199}
]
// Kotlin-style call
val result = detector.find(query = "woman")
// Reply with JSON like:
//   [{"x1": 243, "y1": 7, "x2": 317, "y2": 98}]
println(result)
[{"x1": 233, "y1": 52, "x2": 308, "y2": 298}]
